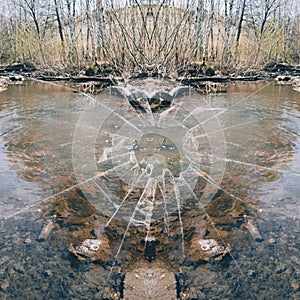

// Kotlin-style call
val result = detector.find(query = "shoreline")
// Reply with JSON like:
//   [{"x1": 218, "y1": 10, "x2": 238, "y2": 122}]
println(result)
[{"x1": 1, "y1": 62, "x2": 299, "y2": 94}]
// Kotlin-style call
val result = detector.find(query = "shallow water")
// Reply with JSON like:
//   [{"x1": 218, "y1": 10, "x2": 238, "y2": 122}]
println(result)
[{"x1": 0, "y1": 80, "x2": 299, "y2": 299}]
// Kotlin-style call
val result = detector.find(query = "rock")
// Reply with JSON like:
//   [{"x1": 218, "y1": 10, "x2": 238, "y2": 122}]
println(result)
[
  {"x1": 37, "y1": 220, "x2": 56, "y2": 241},
  {"x1": 244, "y1": 220, "x2": 263, "y2": 241},
  {"x1": 268, "y1": 238, "x2": 276, "y2": 244},
  {"x1": 43, "y1": 270, "x2": 53, "y2": 277},
  {"x1": 24, "y1": 238, "x2": 32, "y2": 244},
  {"x1": 188, "y1": 238, "x2": 231, "y2": 262},
  {"x1": 0, "y1": 281, "x2": 9, "y2": 291},
  {"x1": 124, "y1": 262, "x2": 176, "y2": 300},
  {"x1": 291, "y1": 282, "x2": 299, "y2": 291},
  {"x1": 69, "y1": 237, "x2": 111, "y2": 262}
]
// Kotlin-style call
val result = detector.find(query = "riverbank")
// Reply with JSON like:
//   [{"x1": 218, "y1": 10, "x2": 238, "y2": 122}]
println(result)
[{"x1": 1, "y1": 62, "x2": 300, "y2": 93}]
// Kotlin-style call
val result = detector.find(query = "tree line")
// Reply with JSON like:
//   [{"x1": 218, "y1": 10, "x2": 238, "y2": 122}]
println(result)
[{"x1": 0, "y1": 0, "x2": 299, "y2": 75}]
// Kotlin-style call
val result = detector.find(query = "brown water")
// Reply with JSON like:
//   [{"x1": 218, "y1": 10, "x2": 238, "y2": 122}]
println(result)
[{"x1": 0, "y1": 80, "x2": 299, "y2": 299}]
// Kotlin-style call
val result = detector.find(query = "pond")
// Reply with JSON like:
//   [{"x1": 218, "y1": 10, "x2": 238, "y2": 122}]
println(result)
[{"x1": 0, "y1": 79, "x2": 299, "y2": 299}]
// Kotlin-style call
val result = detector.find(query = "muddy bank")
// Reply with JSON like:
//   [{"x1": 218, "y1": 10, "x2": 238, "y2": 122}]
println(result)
[{"x1": 1, "y1": 62, "x2": 300, "y2": 94}]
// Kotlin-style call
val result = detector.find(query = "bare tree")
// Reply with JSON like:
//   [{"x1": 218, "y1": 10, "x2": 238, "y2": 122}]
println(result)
[{"x1": 0, "y1": 0, "x2": 299, "y2": 72}]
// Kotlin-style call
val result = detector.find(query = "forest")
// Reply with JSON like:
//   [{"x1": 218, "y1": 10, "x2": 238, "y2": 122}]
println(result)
[{"x1": 0, "y1": 0, "x2": 299, "y2": 75}]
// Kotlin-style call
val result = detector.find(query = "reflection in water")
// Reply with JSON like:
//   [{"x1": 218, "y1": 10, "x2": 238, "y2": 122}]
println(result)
[
  {"x1": 0, "y1": 80, "x2": 299, "y2": 299},
  {"x1": 0, "y1": 82, "x2": 82, "y2": 218}
]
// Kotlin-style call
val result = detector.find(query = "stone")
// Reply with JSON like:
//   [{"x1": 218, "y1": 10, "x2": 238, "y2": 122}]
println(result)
[
  {"x1": 0, "y1": 281, "x2": 9, "y2": 291},
  {"x1": 43, "y1": 270, "x2": 53, "y2": 277},
  {"x1": 124, "y1": 262, "x2": 176, "y2": 300},
  {"x1": 291, "y1": 282, "x2": 299, "y2": 291},
  {"x1": 24, "y1": 238, "x2": 32, "y2": 244},
  {"x1": 244, "y1": 220, "x2": 263, "y2": 241},
  {"x1": 268, "y1": 238, "x2": 276, "y2": 244},
  {"x1": 69, "y1": 237, "x2": 111, "y2": 262},
  {"x1": 188, "y1": 238, "x2": 231, "y2": 262},
  {"x1": 37, "y1": 220, "x2": 57, "y2": 241}
]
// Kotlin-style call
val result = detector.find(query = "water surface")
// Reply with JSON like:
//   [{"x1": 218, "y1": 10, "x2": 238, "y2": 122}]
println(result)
[{"x1": 0, "y1": 80, "x2": 299, "y2": 299}]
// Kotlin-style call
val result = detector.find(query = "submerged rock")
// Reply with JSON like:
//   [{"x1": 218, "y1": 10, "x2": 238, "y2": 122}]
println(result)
[
  {"x1": 37, "y1": 220, "x2": 57, "y2": 241},
  {"x1": 188, "y1": 238, "x2": 231, "y2": 262},
  {"x1": 69, "y1": 237, "x2": 111, "y2": 262},
  {"x1": 110, "y1": 78, "x2": 189, "y2": 112},
  {"x1": 124, "y1": 262, "x2": 176, "y2": 300},
  {"x1": 244, "y1": 220, "x2": 263, "y2": 241}
]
